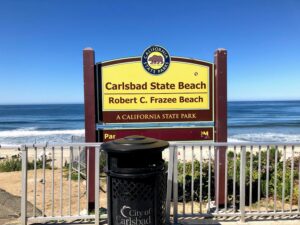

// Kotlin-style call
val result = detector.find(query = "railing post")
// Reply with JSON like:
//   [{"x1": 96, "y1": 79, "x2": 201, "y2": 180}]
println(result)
[
  {"x1": 166, "y1": 146, "x2": 175, "y2": 224},
  {"x1": 94, "y1": 147, "x2": 100, "y2": 225},
  {"x1": 240, "y1": 146, "x2": 246, "y2": 223},
  {"x1": 173, "y1": 146, "x2": 178, "y2": 224},
  {"x1": 21, "y1": 145, "x2": 28, "y2": 225}
]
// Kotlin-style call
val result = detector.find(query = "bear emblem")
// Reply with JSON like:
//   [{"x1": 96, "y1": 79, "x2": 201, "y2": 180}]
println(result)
[{"x1": 148, "y1": 55, "x2": 164, "y2": 64}]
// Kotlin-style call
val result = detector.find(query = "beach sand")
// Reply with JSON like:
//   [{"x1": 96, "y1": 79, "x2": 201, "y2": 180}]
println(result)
[{"x1": 0, "y1": 168, "x2": 107, "y2": 217}]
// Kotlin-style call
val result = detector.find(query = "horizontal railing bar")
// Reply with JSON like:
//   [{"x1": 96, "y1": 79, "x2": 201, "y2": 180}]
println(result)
[
  {"x1": 0, "y1": 144, "x2": 22, "y2": 149},
  {"x1": 27, "y1": 214, "x2": 107, "y2": 222},
  {"x1": 3, "y1": 142, "x2": 300, "y2": 149},
  {"x1": 28, "y1": 216, "x2": 94, "y2": 222},
  {"x1": 2, "y1": 142, "x2": 300, "y2": 149},
  {"x1": 170, "y1": 142, "x2": 300, "y2": 147},
  {"x1": 178, "y1": 213, "x2": 242, "y2": 217},
  {"x1": 32, "y1": 143, "x2": 103, "y2": 148},
  {"x1": 243, "y1": 212, "x2": 300, "y2": 217},
  {"x1": 178, "y1": 211, "x2": 300, "y2": 218}
]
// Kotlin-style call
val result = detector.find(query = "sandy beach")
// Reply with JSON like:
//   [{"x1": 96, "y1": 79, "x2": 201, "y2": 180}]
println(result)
[{"x1": 0, "y1": 168, "x2": 107, "y2": 217}]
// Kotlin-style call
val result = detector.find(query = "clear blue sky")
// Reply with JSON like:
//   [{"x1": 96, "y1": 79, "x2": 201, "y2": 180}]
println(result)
[{"x1": 0, "y1": 0, "x2": 299, "y2": 104}]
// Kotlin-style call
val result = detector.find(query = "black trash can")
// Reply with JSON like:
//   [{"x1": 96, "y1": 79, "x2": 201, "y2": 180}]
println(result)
[{"x1": 102, "y1": 135, "x2": 169, "y2": 225}]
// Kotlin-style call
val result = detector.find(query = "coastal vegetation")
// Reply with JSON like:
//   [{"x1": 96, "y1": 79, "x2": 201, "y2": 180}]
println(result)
[
  {"x1": 177, "y1": 147, "x2": 300, "y2": 206},
  {"x1": 0, "y1": 158, "x2": 51, "y2": 172}
]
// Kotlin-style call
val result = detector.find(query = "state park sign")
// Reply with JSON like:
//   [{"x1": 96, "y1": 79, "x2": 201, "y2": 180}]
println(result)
[
  {"x1": 83, "y1": 46, "x2": 227, "y2": 209},
  {"x1": 96, "y1": 46, "x2": 214, "y2": 124}
]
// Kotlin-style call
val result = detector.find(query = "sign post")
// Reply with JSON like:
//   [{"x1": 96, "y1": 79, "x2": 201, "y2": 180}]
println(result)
[
  {"x1": 214, "y1": 49, "x2": 227, "y2": 206},
  {"x1": 83, "y1": 48, "x2": 96, "y2": 210}
]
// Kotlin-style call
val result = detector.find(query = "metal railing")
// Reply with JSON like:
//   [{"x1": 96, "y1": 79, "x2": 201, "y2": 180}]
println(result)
[
  {"x1": 1, "y1": 142, "x2": 300, "y2": 224},
  {"x1": 18, "y1": 143, "x2": 105, "y2": 225},
  {"x1": 167, "y1": 142, "x2": 300, "y2": 223},
  {"x1": 16, "y1": 143, "x2": 172, "y2": 225}
]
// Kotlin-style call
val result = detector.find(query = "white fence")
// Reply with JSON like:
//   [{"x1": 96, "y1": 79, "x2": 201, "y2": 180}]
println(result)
[
  {"x1": 1, "y1": 142, "x2": 300, "y2": 224},
  {"x1": 18, "y1": 144, "x2": 104, "y2": 225},
  {"x1": 168, "y1": 142, "x2": 300, "y2": 223}
]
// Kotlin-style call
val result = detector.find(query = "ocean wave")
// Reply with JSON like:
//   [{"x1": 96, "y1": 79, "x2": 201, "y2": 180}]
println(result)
[
  {"x1": 0, "y1": 129, "x2": 85, "y2": 138},
  {"x1": 0, "y1": 121, "x2": 33, "y2": 124},
  {"x1": 227, "y1": 138, "x2": 248, "y2": 143},
  {"x1": 38, "y1": 119, "x2": 84, "y2": 122},
  {"x1": 229, "y1": 133, "x2": 300, "y2": 143},
  {"x1": 229, "y1": 122, "x2": 300, "y2": 128}
]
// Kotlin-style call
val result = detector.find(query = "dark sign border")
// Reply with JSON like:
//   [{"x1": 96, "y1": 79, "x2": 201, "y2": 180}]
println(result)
[{"x1": 96, "y1": 57, "x2": 213, "y2": 124}]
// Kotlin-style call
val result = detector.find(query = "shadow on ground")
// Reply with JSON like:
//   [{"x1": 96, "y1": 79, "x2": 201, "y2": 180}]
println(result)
[{"x1": 0, "y1": 188, "x2": 42, "y2": 225}]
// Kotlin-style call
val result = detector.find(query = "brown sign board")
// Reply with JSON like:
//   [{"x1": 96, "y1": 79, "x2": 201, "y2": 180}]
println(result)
[
  {"x1": 83, "y1": 47, "x2": 227, "y2": 209},
  {"x1": 98, "y1": 127, "x2": 214, "y2": 142}
]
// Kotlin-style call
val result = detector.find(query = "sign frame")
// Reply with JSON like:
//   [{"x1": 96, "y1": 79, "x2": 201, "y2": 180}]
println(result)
[
  {"x1": 96, "y1": 56, "x2": 214, "y2": 124},
  {"x1": 83, "y1": 47, "x2": 227, "y2": 210}
]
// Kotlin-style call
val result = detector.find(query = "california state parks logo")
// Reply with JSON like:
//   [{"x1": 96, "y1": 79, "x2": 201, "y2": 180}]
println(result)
[{"x1": 142, "y1": 45, "x2": 170, "y2": 75}]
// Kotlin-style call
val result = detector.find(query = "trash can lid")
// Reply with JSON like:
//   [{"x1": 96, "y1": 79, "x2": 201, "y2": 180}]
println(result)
[{"x1": 101, "y1": 135, "x2": 169, "y2": 153}]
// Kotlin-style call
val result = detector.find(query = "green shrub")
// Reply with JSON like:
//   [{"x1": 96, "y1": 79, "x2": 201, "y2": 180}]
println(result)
[
  {"x1": 176, "y1": 147, "x2": 300, "y2": 206},
  {"x1": 70, "y1": 171, "x2": 85, "y2": 181},
  {"x1": 0, "y1": 158, "x2": 51, "y2": 172},
  {"x1": 177, "y1": 159, "x2": 214, "y2": 202},
  {"x1": 0, "y1": 158, "x2": 22, "y2": 172}
]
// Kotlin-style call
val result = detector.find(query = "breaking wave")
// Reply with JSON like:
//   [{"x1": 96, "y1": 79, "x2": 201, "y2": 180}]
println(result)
[
  {"x1": 229, "y1": 133, "x2": 300, "y2": 143},
  {"x1": 0, "y1": 128, "x2": 85, "y2": 145}
]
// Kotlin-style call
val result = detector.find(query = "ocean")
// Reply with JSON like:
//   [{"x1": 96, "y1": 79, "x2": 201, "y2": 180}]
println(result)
[{"x1": 0, "y1": 101, "x2": 299, "y2": 145}]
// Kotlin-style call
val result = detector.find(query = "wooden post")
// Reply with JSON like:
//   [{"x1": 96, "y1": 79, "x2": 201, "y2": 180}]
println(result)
[
  {"x1": 83, "y1": 48, "x2": 96, "y2": 211},
  {"x1": 214, "y1": 49, "x2": 227, "y2": 206}
]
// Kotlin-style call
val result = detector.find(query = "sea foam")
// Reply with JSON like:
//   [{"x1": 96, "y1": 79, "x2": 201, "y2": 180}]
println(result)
[
  {"x1": 0, "y1": 128, "x2": 85, "y2": 145},
  {"x1": 0, "y1": 129, "x2": 85, "y2": 138},
  {"x1": 229, "y1": 132, "x2": 300, "y2": 143}
]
